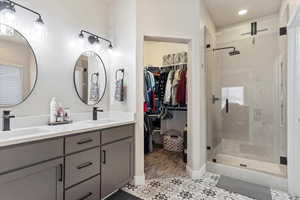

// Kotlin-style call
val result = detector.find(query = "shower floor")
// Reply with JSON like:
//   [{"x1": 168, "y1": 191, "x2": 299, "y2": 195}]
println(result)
[{"x1": 211, "y1": 153, "x2": 287, "y2": 177}]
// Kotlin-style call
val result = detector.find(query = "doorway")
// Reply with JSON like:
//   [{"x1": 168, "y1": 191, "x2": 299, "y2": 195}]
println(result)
[{"x1": 143, "y1": 37, "x2": 189, "y2": 179}]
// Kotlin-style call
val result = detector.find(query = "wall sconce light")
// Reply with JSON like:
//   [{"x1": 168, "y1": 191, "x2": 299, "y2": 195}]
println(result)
[
  {"x1": 0, "y1": 0, "x2": 45, "y2": 25},
  {"x1": 79, "y1": 30, "x2": 113, "y2": 49}
]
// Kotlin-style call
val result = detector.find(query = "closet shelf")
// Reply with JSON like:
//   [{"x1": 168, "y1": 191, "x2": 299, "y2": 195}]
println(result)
[{"x1": 166, "y1": 106, "x2": 187, "y2": 111}]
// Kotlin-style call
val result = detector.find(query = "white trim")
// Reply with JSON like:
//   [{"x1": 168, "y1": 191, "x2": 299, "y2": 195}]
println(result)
[
  {"x1": 133, "y1": 174, "x2": 145, "y2": 186},
  {"x1": 287, "y1": 3, "x2": 300, "y2": 197},
  {"x1": 186, "y1": 164, "x2": 206, "y2": 179},
  {"x1": 207, "y1": 162, "x2": 288, "y2": 191}
]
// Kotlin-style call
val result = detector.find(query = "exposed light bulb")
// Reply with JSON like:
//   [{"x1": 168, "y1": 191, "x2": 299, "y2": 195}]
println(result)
[
  {"x1": 30, "y1": 18, "x2": 46, "y2": 42},
  {"x1": 95, "y1": 42, "x2": 102, "y2": 52},
  {"x1": 0, "y1": 5, "x2": 16, "y2": 26}
]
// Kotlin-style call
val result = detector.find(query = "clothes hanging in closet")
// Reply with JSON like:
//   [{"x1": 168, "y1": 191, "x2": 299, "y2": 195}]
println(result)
[
  {"x1": 164, "y1": 70, "x2": 175, "y2": 104},
  {"x1": 176, "y1": 69, "x2": 187, "y2": 105},
  {"x1": 163, "y1": 68, "x2": 187, "y2": 106},
  {"x1": 144, "y1": 69, "x2": 159, "y2": 112},
  {"x1": 171, "y1": 69, "x2": 182, "y2": 106},
  {"x1": 158, "y1": 71, "x2": 169, "y2": 101}
]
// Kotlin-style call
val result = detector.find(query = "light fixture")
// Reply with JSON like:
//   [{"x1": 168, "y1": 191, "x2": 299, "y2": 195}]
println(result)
[
  {"x1": 35, "y1": 15, "x2": 44, "y2": 26},
  {"x1": 79, "y1": 31, "x2": 84, "y2": 39},
  {"x1": 79, "y1": 30, "x2": 113, "y2": 49},
  {"x1": 0, "y1": 0, "x2": 45, "y2": 26},
  {"x1": 0, "y1": 1, "x2": 15, "y2": 25},
  {"x1": 238, "y1": 9, "x2": 248, "y2": 16}
]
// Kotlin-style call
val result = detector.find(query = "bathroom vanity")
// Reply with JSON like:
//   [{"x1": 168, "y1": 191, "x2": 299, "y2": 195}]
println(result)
[
  {"x1": 0, "y1": 18, "x2": 134, "y2": 200},
  {"x1": 0, "y1": 122, "x2": 135, "y2": 200}
]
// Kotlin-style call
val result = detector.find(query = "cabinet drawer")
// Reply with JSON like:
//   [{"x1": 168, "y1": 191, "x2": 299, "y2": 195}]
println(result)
[
  {"x1": 0, "y1": 139, "x2": 63, "y2": 174},
  {"x1": 65, "y1": 131, "x2": 100, "y2": 154},
  {"x1": 102, "y1": 125, "x2": 134, "y2": 145},
  {"x1": 65, "y1": 148, "x2": 100, "y2": 188},
  {"x1": 65, "y1": 175, "x2": 100, "y2": 200}
]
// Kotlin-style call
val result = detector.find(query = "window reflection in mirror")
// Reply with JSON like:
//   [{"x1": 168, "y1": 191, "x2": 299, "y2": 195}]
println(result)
[{"x1": 0, "y1": 24, "x2": 37, "y2": 107}]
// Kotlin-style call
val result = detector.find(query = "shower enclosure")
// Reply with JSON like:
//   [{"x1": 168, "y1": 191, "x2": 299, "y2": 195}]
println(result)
[{"x1": 206, "y1": 29, "x2": 287, "y2": 177}]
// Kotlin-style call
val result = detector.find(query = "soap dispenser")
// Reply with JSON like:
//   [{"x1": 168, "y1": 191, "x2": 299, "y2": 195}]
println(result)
[{"x1": 50, "y1": 97, "x2": 57, "y2": 123}]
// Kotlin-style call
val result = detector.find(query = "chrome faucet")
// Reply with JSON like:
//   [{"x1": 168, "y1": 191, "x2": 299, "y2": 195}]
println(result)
[
  {"x1": 93, "y1": 107, "x2": 103, "y2": 121},
  {"x1": 2, "y1": 110, "x2": 15, "y2": 131}
]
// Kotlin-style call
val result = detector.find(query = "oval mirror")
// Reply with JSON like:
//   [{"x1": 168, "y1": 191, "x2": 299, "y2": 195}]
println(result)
[
  {"x1": 73, "y1": 51, "x2": 107, "y2": 105},
  {"x1": 0, "y1": 24, "x2": 38, "y2": 107}
]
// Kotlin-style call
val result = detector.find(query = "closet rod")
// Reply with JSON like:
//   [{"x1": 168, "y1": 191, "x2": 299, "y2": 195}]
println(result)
[{"x1": 166, "y1": 107, "x2": 187, "y2": 111}]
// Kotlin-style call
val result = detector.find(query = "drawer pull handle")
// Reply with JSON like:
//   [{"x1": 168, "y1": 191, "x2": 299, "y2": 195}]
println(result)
[
  {"x1": 77, "y1": 138, "x2": 93, "y2": 145},
  {"x1": 102, "y1": 150, "x2": 106, "y2": 164},
  {"x1": 76, "y1": 162, "x2": 93, "y2": 170},
  {"x1": 76, "y1": 192, "x2": 93, "y2": 200},
  {"x1": 58, "y1": 164, "x2": 63, "y2": 182}
]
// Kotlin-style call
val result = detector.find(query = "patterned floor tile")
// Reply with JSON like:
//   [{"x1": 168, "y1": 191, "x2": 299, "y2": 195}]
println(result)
[{"x1": 123, "y1": 173, "x2": 297, "y2": 200}]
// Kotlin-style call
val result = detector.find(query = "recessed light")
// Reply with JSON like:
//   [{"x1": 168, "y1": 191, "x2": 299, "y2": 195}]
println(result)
[{"x1": 238, "y1": 9, "x2": 248, "y2": 16}]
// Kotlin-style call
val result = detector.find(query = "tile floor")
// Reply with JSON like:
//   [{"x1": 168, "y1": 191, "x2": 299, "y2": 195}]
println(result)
[
  {"x1": 144, "y1": 148, "x2": 187, "y2": 179},
  {"x1": 129, "y1": 148, "x2": 298, "y2": 200},
  {"x1": 123, "y1": 173, "x2": 297, "y2": 200}
]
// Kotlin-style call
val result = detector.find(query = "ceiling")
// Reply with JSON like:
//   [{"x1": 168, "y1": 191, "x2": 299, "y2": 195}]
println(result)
[{"x1": 204, "y1": 0, "x2": 282, "y2": 29}]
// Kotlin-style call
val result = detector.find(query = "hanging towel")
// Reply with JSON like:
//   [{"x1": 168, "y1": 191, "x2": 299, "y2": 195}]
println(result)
[
  {"x1": 89, "y1": 72, "x2": 100, "y2": 101},
  {"x1": 115, "y1": 69, "x2": 125, "y2": 102}
]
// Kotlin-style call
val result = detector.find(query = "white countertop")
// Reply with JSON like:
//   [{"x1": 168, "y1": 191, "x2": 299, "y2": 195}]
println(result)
[{"x1": 0, "y1": 113, "x2": 135, "y2": 147}]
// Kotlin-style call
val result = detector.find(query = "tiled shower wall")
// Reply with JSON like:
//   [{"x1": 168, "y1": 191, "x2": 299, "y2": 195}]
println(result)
[{"x1": 207, "y1": 15, "x2": 287, "y2": 164}]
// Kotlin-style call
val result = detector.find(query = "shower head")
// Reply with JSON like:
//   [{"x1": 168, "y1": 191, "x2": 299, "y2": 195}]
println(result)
[
  {"x1": 229, "y1": 50, "x2": 240, "y2": 56},
  {"x1": 213, "y1": 46, "x2": 240, "y2": 56}
]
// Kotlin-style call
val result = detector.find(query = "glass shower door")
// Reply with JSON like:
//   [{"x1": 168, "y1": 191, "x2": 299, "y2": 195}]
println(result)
[{"x1": 207, "y1": 33, "x2": 287, "y2": 177}]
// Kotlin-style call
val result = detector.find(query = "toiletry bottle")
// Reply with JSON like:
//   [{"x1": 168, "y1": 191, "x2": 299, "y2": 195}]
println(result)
[
  {"x1": 57, "y1": 103, "x2": 64, "y2": 122},
  {"x1": 50, "y1": 98, "x2": 57, "y2": 123}
]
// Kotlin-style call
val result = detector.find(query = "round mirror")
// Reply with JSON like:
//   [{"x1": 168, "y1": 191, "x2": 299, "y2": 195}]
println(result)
[
  {"x1": 73, "y1": 51, "x2": 107, "y2": 105},
  {"x1": 0, "y1": 24, "x2": 38, "y2": 107}
]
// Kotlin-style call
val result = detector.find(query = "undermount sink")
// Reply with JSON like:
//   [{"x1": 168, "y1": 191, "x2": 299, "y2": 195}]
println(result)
[
  {"x1": 85, "y1": 119, "x2": 115, "y2": 124},
  {"x1": 1, "y1": 128, "x2": 50, "y2": 137}
]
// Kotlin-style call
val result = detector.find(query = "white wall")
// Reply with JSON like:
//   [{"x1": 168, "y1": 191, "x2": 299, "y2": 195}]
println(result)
[
  {"x1": 144, "y1": 41, "x2": 188, "y2": 67},
  {"x1": 108, "y1": 0, "x2": 136, "y2": 113},
  {"x1": 133, "y1": 0, "x2": 216, "y2": 182},
  {"x1": 0, "y1": 0, "x2": 110, "y2": 117}
]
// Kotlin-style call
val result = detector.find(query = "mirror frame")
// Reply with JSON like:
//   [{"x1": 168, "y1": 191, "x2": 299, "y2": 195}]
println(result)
[
  {"x1": 0, "y1": 23, "x2": 38, "y2": 108},
  {"x1": 73, "y1": 51, "x2": 107, "y2": 106}
]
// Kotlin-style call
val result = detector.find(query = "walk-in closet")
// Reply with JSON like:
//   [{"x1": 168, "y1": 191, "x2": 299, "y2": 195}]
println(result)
[{"x1": 143, "y1": 40, "x2": 189, "y2": 179}]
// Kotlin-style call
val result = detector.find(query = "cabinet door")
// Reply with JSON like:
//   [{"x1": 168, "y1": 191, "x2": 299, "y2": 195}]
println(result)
[
  {"x1": 0, "y1": 158, "x2": 64, "y2": 200},
  {"x1": 101, "y1": 138, "x2": 133, "y2": 198}
]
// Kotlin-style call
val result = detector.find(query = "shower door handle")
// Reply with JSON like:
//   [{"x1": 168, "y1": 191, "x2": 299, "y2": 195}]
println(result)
[
  {"x1": 212, "y1": 95, "x2": 220, "y2": 104},
  {"x1": 225, "y1": 99, "x2": 229, "y2": 113}
]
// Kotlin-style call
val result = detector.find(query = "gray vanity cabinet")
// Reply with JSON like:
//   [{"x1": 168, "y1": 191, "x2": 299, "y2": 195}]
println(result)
[
  {"x1": 0, "y1": 124, "x2": 135, "y2": 200},
  {"x1": 101, "y1": 138, "x2": 134, "y2": 198},
  {"x1": 0, "y1": 158, "x2": 64, "y2": 200}
]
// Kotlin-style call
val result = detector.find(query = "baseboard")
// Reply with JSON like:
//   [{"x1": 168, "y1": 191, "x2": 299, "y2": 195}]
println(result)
[
  {"x1": 186, "y1": 164, "x2": 206, "y2": 179},
  {"x1": 133, "y1": 174, "x2": 145, "y2": 185}
]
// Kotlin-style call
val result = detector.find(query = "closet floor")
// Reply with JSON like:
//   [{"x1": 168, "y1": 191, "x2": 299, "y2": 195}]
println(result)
[{"x1": 144, "y1": 148, "x2": 187, "y2": 179}]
